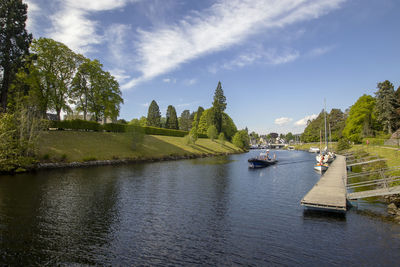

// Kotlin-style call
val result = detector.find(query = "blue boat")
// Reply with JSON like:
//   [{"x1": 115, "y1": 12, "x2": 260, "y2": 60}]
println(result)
[{"x1": 248, "y1": 151, "x2": 278, "y2": 168}]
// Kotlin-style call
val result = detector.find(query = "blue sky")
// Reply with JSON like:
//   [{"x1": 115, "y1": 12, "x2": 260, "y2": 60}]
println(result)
[{"x1": 25, "y1": 0, "x2": 400, "y2": 134}]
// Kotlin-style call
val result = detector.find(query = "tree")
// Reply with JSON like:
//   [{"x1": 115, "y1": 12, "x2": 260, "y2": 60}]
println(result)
[
  {"x1": 179, "y1": 109, "x2": 191, "y2": 131},
  {"x1": 71, "y1": 58, "x2": 99, "y2": 120},
  {"x1": 212, "y1": 81, "x2": 227, "y2": 133},
  {"x1": 207, "y1": 125, "x2": 217, "y2": 140},
  {"x1": 343, "y1": 94, "x2": 378, "y2": 143},
  {"x1": 147, "y1": 100, "x2": 161, "y2": 127},
  {"x1": 375, "y1": 80, "x2": 398, "y2": 134},
  {"x1": 218, "y1": 132, "x2": 225, "y2": 144},
  {"x1": 189, "y1": 126, "x2": 198, "y2": 144},
  {"x1": 286, "y1": 132, "x2": 294, "y2": 142},
  {"x1": 232, "y1": 130, "x2": 250, "y2": 150},
  {"x1": 192, "y1": 106, "x2": 204, "y2": 129},
  {"x1": 0, "y1": 0, "x2": 32, "y2": 112},
  {"x1": 30, "y1": 38, "x2": 79, "y2": 120},
  {"x1": 165, "y1": 105, "x2": 179, "y2": 129}
]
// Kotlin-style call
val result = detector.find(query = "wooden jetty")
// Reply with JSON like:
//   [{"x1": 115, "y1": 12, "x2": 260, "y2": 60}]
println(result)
[{"x1": 301, "y1": 155, "x2": 347, "y2": 212}]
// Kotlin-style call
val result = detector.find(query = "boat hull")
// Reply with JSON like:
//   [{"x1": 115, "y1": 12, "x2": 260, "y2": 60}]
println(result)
[{"x1": 248, "y1": 158, "x2": 277, "y2": 168}]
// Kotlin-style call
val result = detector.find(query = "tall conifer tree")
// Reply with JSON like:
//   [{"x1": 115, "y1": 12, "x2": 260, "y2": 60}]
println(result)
[
  {"x1": 147, "y1": 100, "x2": 161, "y2": 127},
  {"x1": 375, "y1": 80, "x2": 398, "y2": 134},
  {"x1": 212, "y1": 81, "x2": 226, "y2": 133},
  {"x1": 0, "y1": 0, "x2": 32, "y2": 112},
  {"x1": 166, "y1": 105, "x2": 179, "y2": 129}
]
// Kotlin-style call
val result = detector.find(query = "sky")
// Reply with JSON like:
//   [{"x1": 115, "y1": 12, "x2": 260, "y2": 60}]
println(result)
[{"x1": 24, "y1": 0, "x2": 400, "y2": 134}]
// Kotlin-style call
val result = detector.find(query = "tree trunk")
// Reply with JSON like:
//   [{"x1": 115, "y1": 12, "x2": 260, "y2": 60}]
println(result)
[{"x1": 56, "y1": 109, "x2": 61, "y2": 121}]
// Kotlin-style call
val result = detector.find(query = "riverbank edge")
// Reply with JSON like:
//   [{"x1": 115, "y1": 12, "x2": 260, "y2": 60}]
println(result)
[{"x1": 35, "y1": 150, "x2": 245, "y2": 171}]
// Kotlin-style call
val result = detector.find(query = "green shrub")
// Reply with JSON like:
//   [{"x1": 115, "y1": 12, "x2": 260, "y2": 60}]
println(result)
[
  {"x1": 218, "y1": 132, "x2": 226, "y2": 144},
  {"x1": 103, "y1": 123, "x2": 126, "y2": 132},
  {"x1": 207, "y1": 125, "x2": 218, "y2": 141},
  {"x1": 143, "y1": 126, "x2": 188, "y2": 137},
  {"x1": 232, "y1": 130, "x2": 250, "y2": 150},
  {"x1": 50, "y1": 119, "x2": 101, "y2": 131},
  {"x1": 337, "y1": 138, "x2": 352, "y2": 151}
]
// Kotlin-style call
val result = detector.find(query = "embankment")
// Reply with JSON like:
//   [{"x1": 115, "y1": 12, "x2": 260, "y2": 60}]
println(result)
[{"x1": 37, "y1": 131, "x2": 243, "y2": 169}]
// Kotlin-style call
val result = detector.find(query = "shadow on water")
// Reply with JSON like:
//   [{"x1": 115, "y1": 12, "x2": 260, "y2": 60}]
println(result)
[{"x1": 302, "y1": 209, "x2": 346, "y2": 222}]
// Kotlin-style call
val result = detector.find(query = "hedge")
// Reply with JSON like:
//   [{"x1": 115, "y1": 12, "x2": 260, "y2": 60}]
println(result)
[{"x1": 48, "y1": 119, "x2": 209, "y2": 137}]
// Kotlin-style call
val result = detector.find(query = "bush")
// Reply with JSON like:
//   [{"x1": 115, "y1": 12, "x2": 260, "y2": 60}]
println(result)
[
  {"x1": 184, "y1": 134, "x2": 193, "y2": 145},
  {"x1": 207, "y1": 125, "x2": 217, "y2": 140},
  {"x1": 103, "y1": 123, "x2": 126, "y2": 132},
  {"x1": 50, "y1": 119, "x2": 101, "y2": 131},
  {"x1": 189, "y1": 127, "x2": 198, "y2": 144},
  {"x1": 143, "y1": 126, "x2": 188, "y2": 137},
  {"x1": 337, "y1": 138, "x2": 352, "y2": 151},
  {"x1": 218, "y1": 132, "x2": 226, "y2": 144},
  {"x1": 232, "y1": 130, "x2": 250, "y2": 150}
]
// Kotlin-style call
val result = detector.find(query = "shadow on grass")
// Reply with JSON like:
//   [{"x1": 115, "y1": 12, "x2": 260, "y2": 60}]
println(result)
[
  {"x1": 192, "y1": 144, "x2": 218, "y2": 154},
  {"x1": 141, "y1": 136, "x2": 191, "y2": 156}
]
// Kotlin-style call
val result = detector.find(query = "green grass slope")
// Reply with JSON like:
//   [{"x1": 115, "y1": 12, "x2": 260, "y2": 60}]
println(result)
[{"x1": 37, "y1": 131, "x2": 242, "y2": 162}]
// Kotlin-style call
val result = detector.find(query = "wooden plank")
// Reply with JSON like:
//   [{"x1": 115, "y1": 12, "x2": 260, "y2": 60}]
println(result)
[
  {"x1": 347, "y1": 185, "x2": 400, "y2": 200},
  {"x1": 301, "y1": 155, "x2": 347, "y2": 211},
  {"x1": 347, "y1": 158, "x2": 386, "y2": 167}
]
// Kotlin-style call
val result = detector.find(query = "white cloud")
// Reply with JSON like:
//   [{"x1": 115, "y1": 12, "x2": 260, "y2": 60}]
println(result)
[
  {"x1": 123, "y1": 0, "x2": 345, "y2": 89},
  {"x1": 105, "y1": 24, "x2": 132, "y2": 66},
  {"x1": 46, "y1": 0, "x2": 140, "y2": 53},
  {"x1": 275, "y1": 117, "x2": 293, "y2": 125},
  {"x1": 220, "y1": 46, "x2": 299, "y2": 71},
  {"x1": 163, "y1": 78, "x2": 171, "y2": 83},
  {"x1": 109, "y1": 68, "x2": 130, "y2": 83},
  {"x1": 306, "y1": 45, "x2": 335, "y2": 57},
  {"x1": 24, "y1": 0, "x2": 40, "y2": 32},
  {"x1": 183, "y1": 78, "x2": 197, "y2": 86},
  {"x1": 295, "y1": 114, "x2": 318, "y2": 126}
]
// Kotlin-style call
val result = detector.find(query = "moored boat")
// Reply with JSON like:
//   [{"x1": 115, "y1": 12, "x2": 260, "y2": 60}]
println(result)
[{"x1": 314, "y1": 162, "x2": 328, "y2": 172}]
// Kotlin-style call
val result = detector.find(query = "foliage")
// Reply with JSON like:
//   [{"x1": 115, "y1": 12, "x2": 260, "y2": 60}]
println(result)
[
  {"x1": 207, "y1": 125, "x2": 218, "y2": 140},
  {"x1": 0, "y1": 0, "x2": 32, "y2": 112},
  {"x1": 189, "y1": 126, "x2": 198, "y2": 144},
  {"x1": 212, "y1": 81, "x2": 227, "y2": 133},
  {"x1": 103, "y1": 123, "x2": 126, "y2": 132},
  {"x1": 0, "y1": 106, "x2": 43, "y2": 172},
  {"x1": 192, "y1": 106, "x2": 204, "y2": 129},
  {"x1": 375, "y1": 80, "x2": 398, "y2": 134},
  {"x1": 51, "y1": 119, "x2": 101, "y2": 131},
  {"x1": 302, "y1": 108, "x2": 346, "y2": 143},
  {"x1": 165, "y1": 105, "x2": 179, "y2": 129},
  {"x1": 285, "y1": 132, "x2": 294, "y2": 142},
  {"x1": 30, "y1": 38, "x2": 79, "y2": 120},
  {"x1": 221, "y1": 112, "x2": 237, "y2": 140},
  {"x1": 147, "y1": 100, "x2": 161, "y2": 127},
  {"x1": 197, "y1": 108, "x2": 237, "y2": 140},
  {"x1": 179, "y1": 109, "x2": 191, "y2": 131},
  {"x1": 342, "y1": 94, "x2": 378, "y2": 143},
  {"x1": 197, "y1": 108, "x2": 215, "y2": 134},
  {"x1": 218, "y1": 132, "x2": 225, "y2": 144},
  {"x1": 337, "y1": 138, "x2": 351, "y2": 151},
  {"x1": 232, "y1": 130, "x2": 250, "y2": 150}
]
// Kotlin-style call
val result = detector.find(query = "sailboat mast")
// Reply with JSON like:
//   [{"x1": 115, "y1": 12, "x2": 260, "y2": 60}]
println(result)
[{"x1": 324, "y1": 98, "x2": 328, "y2": 149}]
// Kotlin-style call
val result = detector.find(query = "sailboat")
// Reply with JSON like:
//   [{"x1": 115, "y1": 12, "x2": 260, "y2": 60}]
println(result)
[{"x1": 314, "y1": 100, "x2": 329, "y2": 172}]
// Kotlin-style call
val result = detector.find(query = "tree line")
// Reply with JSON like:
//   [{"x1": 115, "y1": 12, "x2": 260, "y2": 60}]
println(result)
[
  {"x1": 301, "y1": 80, "x2": 400, "y2": 145},
  {"x1": 130, "y1": 81, "x2": 249, "y2": 149}
]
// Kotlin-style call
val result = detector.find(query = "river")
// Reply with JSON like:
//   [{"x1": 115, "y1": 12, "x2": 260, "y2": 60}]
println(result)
[{"x1": 1, "y1": 150, "x2": 399, "y2": 265}]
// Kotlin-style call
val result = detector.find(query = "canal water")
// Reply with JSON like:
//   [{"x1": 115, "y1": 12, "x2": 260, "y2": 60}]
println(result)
[{"x1": 1, "y1": 150, "x2": 400, "y2": 265}]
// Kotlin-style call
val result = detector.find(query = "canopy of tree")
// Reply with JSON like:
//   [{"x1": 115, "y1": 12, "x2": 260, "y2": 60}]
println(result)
[
  {"x1": 301, "y1": 108, "x2": 346, "y2": 143},
  {"x1": 197, "y1": 108, "x2": 237, "y2": 140},
  {"x1": 165, "y1": 105, "x2": 179, "y2": 129},
  {"x1": 342, "y1": 94, "x2": 378, "y2": 143}
]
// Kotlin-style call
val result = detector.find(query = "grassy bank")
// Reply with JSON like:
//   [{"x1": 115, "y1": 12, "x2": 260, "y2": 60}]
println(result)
[
  {"x1": 37, "y1": 131, "x2": 242, "y2": 163},
  {"x1": 350, "y1": 145, "x2": 400, "y2": 167}
]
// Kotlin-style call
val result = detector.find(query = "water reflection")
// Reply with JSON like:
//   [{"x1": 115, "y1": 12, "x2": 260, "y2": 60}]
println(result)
[{"x1": 1, "y1": 151, "x2": 400, "y2": 265}]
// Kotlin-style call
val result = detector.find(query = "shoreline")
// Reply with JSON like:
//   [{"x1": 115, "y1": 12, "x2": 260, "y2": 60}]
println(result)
[{"x1": 35, "y1": 151, "x2": 244, "y2": 171}]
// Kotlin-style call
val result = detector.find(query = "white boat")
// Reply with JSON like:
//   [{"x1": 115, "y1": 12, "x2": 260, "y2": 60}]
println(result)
[
  {"x1": 314, "y1": 163, "x2": 328, "y2": 172},
  {"x1": 316, "y1": 153, "x2": 330, "y2": 163},
  {"x1": 309, "y1": 147, "x2": 320, "y2": 153},
  {"x1": 288, "y1": 146, "x2": 295, "y2": 150}
]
